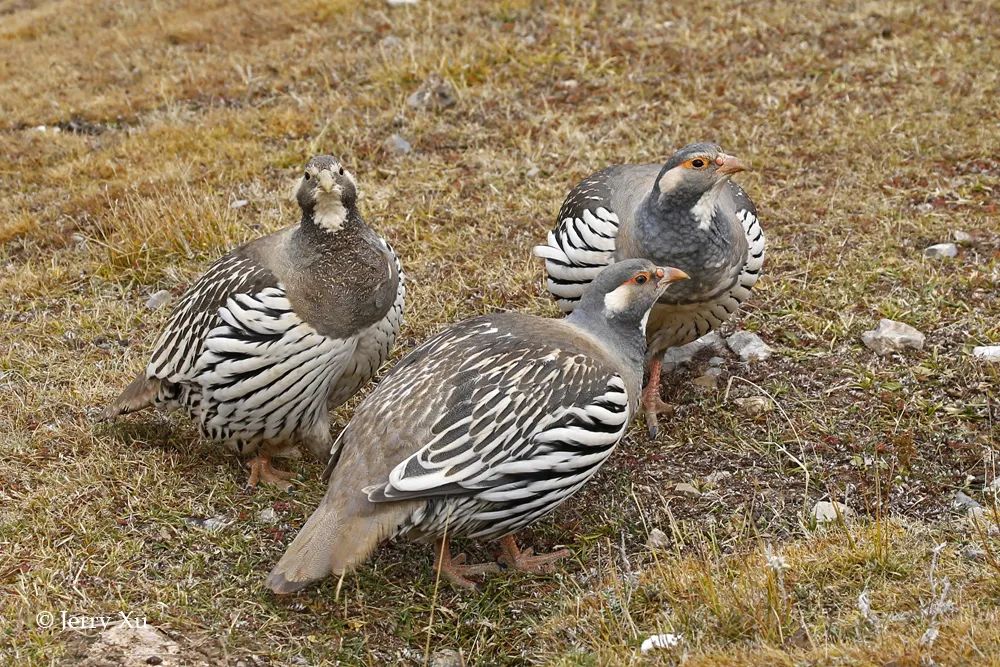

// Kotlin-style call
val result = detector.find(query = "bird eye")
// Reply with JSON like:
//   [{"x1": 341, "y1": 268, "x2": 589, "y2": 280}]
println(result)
[
  {"x1": 691, "y1": 158, "x2": 706, "y2": 169},
  {"x1": 338, "y1": 166, "x2": 344, "y2": 175},
  {"x1": 304, "y1": 172, "x2": 311, "y2": 180},
  {"x1": 634, "y1": 274, "x2": 648, "y2": 285}
]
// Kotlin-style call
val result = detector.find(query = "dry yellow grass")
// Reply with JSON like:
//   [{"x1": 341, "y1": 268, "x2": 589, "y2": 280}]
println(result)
[{"x1": 1, "y1": 0, "x2": 998, "y2": 664}]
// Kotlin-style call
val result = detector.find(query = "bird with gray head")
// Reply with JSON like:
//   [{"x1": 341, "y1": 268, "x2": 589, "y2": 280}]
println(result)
[
  {"x1": 534, "y1": 142, "x2": 765, "y2": 438},
  {"x1": 100, "y1": 155, "x2": 405, "y2": 489},
  {"x1": 266, "y1": 259, "x2": 688, "y2": 592}
]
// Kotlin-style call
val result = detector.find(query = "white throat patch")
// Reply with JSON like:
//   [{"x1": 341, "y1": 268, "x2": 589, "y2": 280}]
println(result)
[
  {"x1": 690, "y1": 180, "x2": 727, "y2": 231},
  {"x1": 313, "y1": 189, "x2": 347, "y2": 233},
  {"x1": 603, "y1": 283, "x2": 631, "y2": 317}
]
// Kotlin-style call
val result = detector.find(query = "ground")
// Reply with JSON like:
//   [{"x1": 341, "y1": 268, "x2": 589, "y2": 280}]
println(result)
[{"x1": 1, "y1": 0, "x2": 998, "y2": 665}]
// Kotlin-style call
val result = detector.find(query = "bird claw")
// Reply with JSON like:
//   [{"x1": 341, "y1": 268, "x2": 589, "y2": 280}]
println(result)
[
  {"x1": 498, "y1": 536, "x2": 569, "y2": 573},
  {"x1": 642, "y1": 398, "x2": 675, "y2": 440},
  {"x1": 245, "y1": 456, "x2": 296, "y2": 491}
]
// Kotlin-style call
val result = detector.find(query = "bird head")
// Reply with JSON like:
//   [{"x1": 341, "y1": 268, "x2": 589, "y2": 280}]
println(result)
[
  {"x1": 653, "y1": 142, "x2": 747, "y2": 206},
  {"x1": 296, "y1": 155, "x2": 358, "y2": 232},
  {"x1": 580, "y1": 259, "x2": 689, "y2": 326}
]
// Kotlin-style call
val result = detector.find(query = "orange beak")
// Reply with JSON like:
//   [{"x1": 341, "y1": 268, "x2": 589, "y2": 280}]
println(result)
[
  {"x1": 715, "y1": 154, "x2": 747, "y2": 176},
  {"x1": 655, "y1": 266, "x2": 690, "y2": 288}
]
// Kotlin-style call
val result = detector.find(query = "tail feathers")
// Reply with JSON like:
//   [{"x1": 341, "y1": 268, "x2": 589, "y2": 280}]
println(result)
[
  {"x1": 98, "y1": 371, "x2": 158, "y2": 422},
  {"x1": 266, "y1": 489, "x2": 418, "y2": 595}
]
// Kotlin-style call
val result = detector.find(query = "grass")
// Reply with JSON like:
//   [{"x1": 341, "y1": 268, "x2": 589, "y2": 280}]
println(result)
[{"x1": 1, "y1": 0, "x2": 998, "y2": 664}]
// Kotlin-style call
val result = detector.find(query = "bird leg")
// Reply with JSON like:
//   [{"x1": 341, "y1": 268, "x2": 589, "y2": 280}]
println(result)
[
  {"x1": 497, "y1": 535, "x2": 570, "y2": 573},
  {"x1": 433, "y1": 538, "x2": 499, "y2": 590},
  {"x1": 642, "y1": 357, "x2": 675, "y2": 440},
  {"x1": 245, "y1": 454, "x2": 296, "y2": 491}
]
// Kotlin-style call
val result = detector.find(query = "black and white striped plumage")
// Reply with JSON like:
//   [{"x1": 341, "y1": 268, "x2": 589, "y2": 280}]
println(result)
[
  {"x1": 267, "y1": 259, "x2": 690, "y2": 592},
  {"x1": 102, "y1": 155, "x2": 404, "y2": 484},
  {"x1": 534, "y1": 144, "x2": 765, "y2": 358}
]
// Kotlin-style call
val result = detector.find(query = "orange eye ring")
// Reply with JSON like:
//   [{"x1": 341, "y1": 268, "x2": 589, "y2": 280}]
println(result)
[
  {"x1": 683, "y1": 157, "x2": 710, "y2": 170},
  {"x1": 633, "y1": 273, "x2": 649, "y2": 285}
]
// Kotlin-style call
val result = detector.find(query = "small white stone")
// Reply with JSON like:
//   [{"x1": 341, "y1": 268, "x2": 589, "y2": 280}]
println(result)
[
  {"x1": 230, "y1": 199, "x2": 249, "y2": 209},
  {"x1": 662, "y1": 331, "x2": 725, "y2": 368},
  {"x1": 924, "y1": 242, "x2": 958, "y2": 258},
  {"x1": 726, "y1": 331, "x2": 773, "y2": 362},
  {"x1": 953, "y1": 490, "x2": 981, "y2": 511},
  {"x1": 145, "y1": 290, "x2": 172, "y2": 310},
  {"x1": 733, "y1": 396, "x2": 774, "y2": 415},
  {"x1": 861, "y1": 319, "x2": 925, "y2": 355},
  {"x1": 674, "y1": 482, "x2": 701, "y2": 496},
  {"x1": 258, "y1": 508, "x2": 278, "y2": 524},
  {"x1": 708, "y1": 356, "x2": 725, "y2": 367},
  {"x1": 811, "y1": 500, "x2": 853, "y2": 524},
  {"x1": 645, "y1": 527, "x2": 670, "y2": 550},
  {"x1": 704, "y1": 470, "x2": 732, "y2": 485},
  {"x1": 640, "y1": 633, "x2": 682, "y2": 653},
  {"x1": 972, "y1": 346, "x2": 1000, "y2": 362},
  {"x1": 379, "y1": 35, "x2": 404, "y2": 50},
  {"x1": 525, "y1": 165, "x2": 540, "y2": 178},
  {"x1": 383, "y1": 134, "x2": 412, "y2": 155},
  {"x1": 386, "y1": 0, "x2": 418, "y2": 6},
  {"x1": 952, "y1": 230, "x2": 974, "y2": 246},
  {"x1": 429, "y1": 648, "x2": 463, "y2": 667}
]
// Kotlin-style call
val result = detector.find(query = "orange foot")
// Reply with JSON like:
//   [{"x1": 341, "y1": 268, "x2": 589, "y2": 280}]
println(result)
[
  {"x1": 246, "y1": 455, "x2": 296, "y2": 491},
  {"x1": 498, "y1": 535, "x2": 570, "y2": 573},
  {"x1": 433, "y1": 538, "x2": 499, "y2": 589},
  {"x1": 642, "y1": 357, "x2": 675, "y2": 439}
]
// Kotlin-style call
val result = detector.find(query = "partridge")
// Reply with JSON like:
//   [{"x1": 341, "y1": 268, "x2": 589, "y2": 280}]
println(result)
[
  {"x1": 101, "y1": 155, "x2": 405, "y2": 489},
  {"x1": 267, "y1": 259, "x2": 688, "y2": 591},
  {"x1": 533, "y1": 143, "x2": 764, "y2": 437}
]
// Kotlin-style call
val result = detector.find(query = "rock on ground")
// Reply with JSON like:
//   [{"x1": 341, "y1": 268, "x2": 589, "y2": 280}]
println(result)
[
  {"x1": 972, "y1": 345, "x2": 1000, "y2": 362},
  {"x1": 726, "y1": 331, "x2": 773, "y2": 362},
  {"x1": 430, "y1": 648, "x2": 465, "y2": 667},
  {"x1": 640, "y1": 633, "x2": 682, "y2": 653},
  {"x1": 952, "y1": 230, "x2": 974, "y2": 246},
  {"x1": 383, "y1": 133, "x2": 412, "y2": 155},
  {"x1": 733, "y1": 396, "x2": 774, "y2": 415},
  {"x1": 861, "y1": 319, "x2": 925, "y2": 355},
  {"x1": 645, "y1": 527, "x2": 670, "y2": 550},
  {"x1": 79, "y1": 623, "x2": 200, "y2": 667},
  {"x1": 407, "y1": 73, "x2": 456, "y2": 111},
  {"x1": 145, "y1": 290, "x2": 172, "y2": 310},
  {"x1": 811, "y1": 500, "x2": 853, "y2": 524},
  {"x1": 924, "y1": 242, "x2": 958, "y2": 258},
  {"x1": 661, "y1": 331, "x2": 725, "y2": 369}
]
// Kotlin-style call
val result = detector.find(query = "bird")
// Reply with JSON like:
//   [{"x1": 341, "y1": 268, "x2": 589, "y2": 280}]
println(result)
[
  {"x1": 532, "y1": 142, "x2": 765, "y2": 438},
  {"x1": 266, "y1": 259, "x2": 689, "y2": 592},
  {"x1": 100, "y1": 155, "x2": 405, "y2": 489}
]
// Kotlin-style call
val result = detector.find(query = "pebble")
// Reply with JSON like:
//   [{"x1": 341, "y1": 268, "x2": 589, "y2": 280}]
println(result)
[
  {"x1": 726, "y1": 331, "x2": 773, "y2": 362},
  {"x1": 258, "y1": 508, "x2": 278, "y2": 524},
  {"x1": 708, "y1": 356, "x2": 725, "y2": 367},
  {"x1": 924, "y1": 242, "x2": 958, "y2": 258},
  {"x1": 640, "y1": 633, "x2": 682, "y2": 653},
  {"x1": 860, "y1": 319, "x2": 925, "y2": 355},
  {"x1": 383, "y1": 133, "x2": 412, "y2": 155},
  {"x1": 386, "y1": 0, "x2": 419, "y2": 6},
  {"x1": 406, "y1": 73, "x2": 457, "y2": 111},
  {"x1": 662, "y1": 331, "x2": 725, "y2": 369},
  {"x1": 972, "y1": 346, "x2": 1000, "y2": 362},
  {"x1": 145, "y1": 290, "x2": 172, "y2": 310},
  {"x1": 961, "y1": 546, "x2": 986, "y2": 562},
  {"x1": 674, "y1": 482, "x2": 701, "y2": 497},
  {"x1": 185, "y1": 516, "x2": 232, "y2": 532},
  {"x1": 953, "y1": 490, "x2": 981, "y2": 511},
  {"x1": 645, "y1": 527, "x2": 670, "y2": 550},
  {"x1": 811, "y1": 500, "x2": 853, "y2": 524},
  {"x1": 733, "y1": 396, "x2": 774, "y2": 415},
  {"x1": 229, "y1": 199, "x2": 249, "y2": 209},
  {"x1": 525, "y1": 165, "x2": 540, "y2": 178},
  {"x1": 704, "y1": 470, "x2": 732, "y2": 486},
  {"x1": 692, "y1": 367, "x2": 722, "y2": 390},
  {"x1": 429, "y1": 648, "x2": 464, "y2": 667},
  {"x1": 379, "y1": 35, "x2": 404, "y2": 51},
  {"x1": 952, "y1": 230, "x2": 974, "y2": 246}
]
